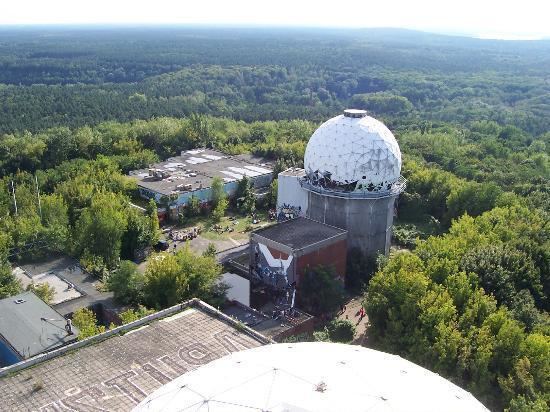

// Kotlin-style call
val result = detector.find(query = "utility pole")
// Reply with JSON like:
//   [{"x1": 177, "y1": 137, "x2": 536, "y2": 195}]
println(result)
[
  {"x1": 11, "y1": 181, "x2": 18, "y2": 216},
  {"x1": 35, "y1": 175, "x2": 42, "y2": 220}
]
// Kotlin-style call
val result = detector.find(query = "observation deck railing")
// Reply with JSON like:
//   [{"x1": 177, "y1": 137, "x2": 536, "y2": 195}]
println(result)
[{"x1": 300, "y1": 175, "x2": 406, "y2": 199}]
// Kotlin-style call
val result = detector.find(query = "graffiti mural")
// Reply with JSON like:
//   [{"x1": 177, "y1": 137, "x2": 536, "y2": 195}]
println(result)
[{"x1": 277, "y1": 203, "x2": 302, "y2": 222}]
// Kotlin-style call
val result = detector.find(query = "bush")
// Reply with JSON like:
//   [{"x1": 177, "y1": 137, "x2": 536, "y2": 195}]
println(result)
[
  {"x1": 107, "y1": 260, "x2": 145, "y2": 305},
  {"x1": 325, "y1": 319, "x2": 356, "y2": 343},
  {"x1": 392, "y1": 224, "x2": 422, "y2": 249}
]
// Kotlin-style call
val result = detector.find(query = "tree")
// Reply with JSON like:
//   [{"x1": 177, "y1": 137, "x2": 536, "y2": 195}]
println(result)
[
  {"x1": 460, "y1": 245, "x2": 544, "y2": 308},
  {"x1": 235, "y1": 176, "x2": 256, "y2": 214},
  {"x1": 265, "y1": 179, "x2": 277, "y2": 209},
  {"x1": 203, "y1": 243, "x2": 217, "y2": 258},
  {"x1": 27, "y1": 282, "x2": 55, "y2": 304},
  {"x1": 143, "y1": 247, "x2": 221, "y2": 309},
  {"x1": 210, "y1": 176, "x2": 226, "y2": 209},
  {"x1": 0, "y1": 267, "x2": 21, "y2": 299},
  {"x1": 146, "y1": 198, "x2": 160, "y2": 245},
  {"x1": 72, "y1": 308, "x2": 105, "y2": 340},
  {"x1": 107, "y1": 260, "x2": 145, "y2": 305},
  {"x1": 0, "y1": 232, "x2": 20, "y2": 299},
  {"x1": 364, "y1": 253, "x2": 429, "y2": 352},
  {"x1": 73, "y1": 192, "x2": 127, "y2": 269},
  {"x1": 325, "y1": 319, "x2": 356, "y2": 343},
  {"x1": 121, "y1": 208, "x2": 154, "y2": 260},
  {"x1": 118, "y1": 305, "x2": 155, "y2": 324},
  {"x1": 298, "y1": 265, "x2": 345, "y2": 315},
  {"x1": 212, "y1": 196, "x2": 228, "y2": 222},
  {"x1": 186, "y1": 196, "x2": 201, "y2": 218}
]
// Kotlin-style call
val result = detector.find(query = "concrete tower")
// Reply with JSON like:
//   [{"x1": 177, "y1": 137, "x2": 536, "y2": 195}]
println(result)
[{"x1": 277, "y1": 109, "x2": 405, "y2": 257}]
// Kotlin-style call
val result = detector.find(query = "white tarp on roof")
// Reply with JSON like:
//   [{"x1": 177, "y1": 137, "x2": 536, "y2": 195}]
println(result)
[
  {"x1": 244, "y1": 165, "x2": 272, "y2": 174},
  {"x1": 203, "y1": 154, "x2": 224, "y2": 160},
  {"x1": 133, "y1": 342, "x2": 488, "y2": 412},
  {"x1": 228, "y1": 166, "x2": 261, "y2": 177},
  {"x1": 187, "y1": 157, "x2": 211, "y2": 165},
  {"x1": 221, "y1": 171, "x2": 243, "y2": 180}
]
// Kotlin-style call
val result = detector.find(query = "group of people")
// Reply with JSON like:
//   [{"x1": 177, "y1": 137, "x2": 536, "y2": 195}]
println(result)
[{"x1": 339, "y1": 303, "x2": 366, "y2": 323}]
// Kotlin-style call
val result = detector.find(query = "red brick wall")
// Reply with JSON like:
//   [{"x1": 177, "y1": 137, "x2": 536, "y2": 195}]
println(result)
[
  {"x1": 295, "y1": 239, "x2": 347, "y2": 285},
  {"x1": 266, "y1": 246, "x2": 289, "y2": 260}
]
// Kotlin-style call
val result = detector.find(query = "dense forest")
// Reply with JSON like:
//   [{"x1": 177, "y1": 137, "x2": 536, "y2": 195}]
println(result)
[
  {"x1": 0, "y1": 27, "x2": 548, "y2": 411},
  {"x1": 0, "y1": 27, "x2": 549, "y2": 134}
]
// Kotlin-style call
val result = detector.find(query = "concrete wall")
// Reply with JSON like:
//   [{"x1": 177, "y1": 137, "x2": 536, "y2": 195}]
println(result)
[
  {"x1": 276, "y1": 172, "x2": 308, "y2": 217},
  {"x1": 220, "y1": 272, "x2": 250, "y2": 307},
  {"x1": 307, "y1": 191, "x2": 397, "y2": 257}
]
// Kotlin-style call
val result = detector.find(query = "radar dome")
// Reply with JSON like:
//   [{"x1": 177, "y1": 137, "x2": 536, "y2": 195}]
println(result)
[{"x1": 304, "y1": 109, "x2": 402, "y2": 192}]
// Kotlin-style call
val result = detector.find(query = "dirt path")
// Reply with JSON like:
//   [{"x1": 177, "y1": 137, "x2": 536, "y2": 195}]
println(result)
[{"x1": 337, "y1": 296, "x2": 369, "y2": 345}]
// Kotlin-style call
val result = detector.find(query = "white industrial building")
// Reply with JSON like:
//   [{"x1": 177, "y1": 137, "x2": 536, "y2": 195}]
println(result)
[{"x1": 277, "y1": 109, "x2": 406, "y2": 257}]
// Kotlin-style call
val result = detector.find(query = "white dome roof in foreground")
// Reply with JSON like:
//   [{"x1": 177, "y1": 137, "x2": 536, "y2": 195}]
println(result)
[
  {"x1": 304, "y1": 110, "x2": 402, "y2": 192},
  {"x1": 133, "y1": 342, "x2": 488, "y2": 412}
]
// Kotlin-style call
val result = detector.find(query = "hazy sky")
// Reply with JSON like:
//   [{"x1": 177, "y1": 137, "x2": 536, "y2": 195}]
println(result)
[{"x1": 1, "y1": 0, "x2": 549, "y2": 40}]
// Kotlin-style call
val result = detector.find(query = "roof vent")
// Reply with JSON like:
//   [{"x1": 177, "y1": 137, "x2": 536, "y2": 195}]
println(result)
[
  {"x1": 343, "y1": 109, "x2": 367, "y2": 118},
  {"x1": 14, "y1": 299, "x2": 26, "y2": 304}
]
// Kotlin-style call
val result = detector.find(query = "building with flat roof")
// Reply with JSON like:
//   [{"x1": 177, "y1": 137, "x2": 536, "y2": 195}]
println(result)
[
  {"x1": 0, "y1": 291, "x2": 78, "y2": 367},
  {"x1": 250, "y1": 217, "x2": 347, "y2": 288},
  {"x1": 0, "y1": 299, "x2": 269, "y2": 411},
  {"x1": 129, "y1": 149, "x2": 274, "y2": 217},
  {"x1": 14, "y1": 255, "x2": 118, "y2": 319}
]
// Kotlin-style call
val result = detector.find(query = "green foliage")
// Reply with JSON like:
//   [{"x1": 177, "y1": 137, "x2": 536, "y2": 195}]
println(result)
[
  {"x1": 26, "y1": 282, "x2": 55, "y2": 304},
  {"x1": 460, "y1": 245, "x2": 544, "y2": 309},
  {"x1": 212, "y1": 197, "x2": 228, "y2": 222},
  {"x1": 146, "y1": 199, "x2": 160, "y2": 245},
  {"x1": 350, "y1": 92, "x2": 413, "y2": 115},
  {"x1": 118, "y1": 305, "x2": 155, "y2": 324},
  {"x1": 210, "y1": 177, "x2": 226, "y2": 209},
  {"x1": 365, "y1": 206, "x2": 550, "y2": 411},
  {"x1": 392, "y1": 224, "x2": 423, "y2": 249},
  {"x1": 186, "y1": 196, "x2": 201, "y2": 218},
  {"x1": 143, "y1": 247, "x2": 222, "y2": 309},
  {"x1": 345, "y1": 248, "x2": 376, "y2": 291},
  {"x1": 298, "y1": 265, "x2": 345, "y2": 315},
  {"x1": 107, "y1": 260, "x2": 145, "y2": 305},
  {"x1": 0, "y1": 232, "x2": 21, "y2": 299},
  {"x1": 72, "y1": 308, "x2": 105, "y2": 340},
  {"x1": 202, "y1": 243, "x2": 217, "y2": 258},
  {"x1": 324, "y1": 319, "x2": 356, "y2": 343},
  {"x1": 235, "y1": 176, "x2": 256, "y2": 214},
  {"x1": 73, "y1": 192, "x2": 128, "y2": 269},
  {"x1": 265, "y1": 179, "x2": 278, "y2": 209}
]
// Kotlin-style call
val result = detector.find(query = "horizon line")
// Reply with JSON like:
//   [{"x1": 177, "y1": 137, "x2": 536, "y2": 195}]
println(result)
[{"x1": 0, "y1": 23, "x2": 547, "y2": 41}]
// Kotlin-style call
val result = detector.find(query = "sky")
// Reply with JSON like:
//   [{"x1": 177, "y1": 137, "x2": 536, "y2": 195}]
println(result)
[{"x1": 1, "y1": 0, "x2": 549, "y2": 40}]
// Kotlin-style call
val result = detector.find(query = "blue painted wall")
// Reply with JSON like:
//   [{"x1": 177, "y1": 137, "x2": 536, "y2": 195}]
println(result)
[
  {"x1": 139, "y1": 178, "x2": 250, "y2": 207},
  {"x1": 0, "y1": 338, "x2": 21, "y2": 367}
]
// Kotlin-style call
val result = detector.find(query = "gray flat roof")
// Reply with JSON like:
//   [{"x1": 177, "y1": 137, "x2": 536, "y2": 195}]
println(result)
[
  {"x1": 0, "y1": 292, "x2": 78, "y2": 360},
  {"x1": 252, "y1": 217, "x2": 347, "y2": 250},
  {"x1": 20, "y1": 255, "x2": 117, "y2": 316},
  {"x1": 130, "y1": 149, "x2": 274, "y2": 196},
  {"x1": 0, "y1": 300, "x2": 269, "y2": 411}
]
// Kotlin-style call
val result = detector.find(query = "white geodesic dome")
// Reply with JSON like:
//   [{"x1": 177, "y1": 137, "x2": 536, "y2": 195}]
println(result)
[
  {"x1": 133, "y1": 342, "x2": 489, "y2": 412},
  {"x1": 304, "y1": 110, "x2": 402, "y2": 192}
]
